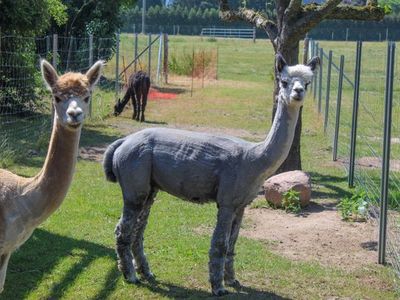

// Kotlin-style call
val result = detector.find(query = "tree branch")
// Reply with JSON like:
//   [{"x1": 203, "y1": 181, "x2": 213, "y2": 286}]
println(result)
[
  {"x1": 284, "y1": 0, "x2": 302, "y2": 21},
  {"x1": 293, "y1": 2, "x2": 385, "y2": 38},
  {"x1": 219, "y1": 0, "x2": 278, "y2": 43},
  {"x1": 323, "y1": 4, "x2": 386, "y2": 20}
]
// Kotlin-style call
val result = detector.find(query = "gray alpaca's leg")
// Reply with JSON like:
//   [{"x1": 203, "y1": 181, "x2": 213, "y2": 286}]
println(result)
[
  {"x1": 224, "y1": 207, "x2": 245, "y2": 289},
  {"x1": 115, "y1": 203, "x2": 143, "y2": 283},
  {"x1": 209, "y1": 206, "x2": 234, "y2": 296},
  {"x1": 0, "y1": 253, "x2": 11, "y2": 293},
  {"x1": 131, "y1": 190, "x2": 157, "y2": 280}
]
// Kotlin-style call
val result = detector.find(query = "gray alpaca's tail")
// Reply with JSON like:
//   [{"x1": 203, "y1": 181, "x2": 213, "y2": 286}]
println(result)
[{"x1": 103, "y1": 138, "x2": 125, "y2": 182}]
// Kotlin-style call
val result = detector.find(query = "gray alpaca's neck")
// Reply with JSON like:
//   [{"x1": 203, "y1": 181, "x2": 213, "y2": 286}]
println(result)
[
  {"x1": 27, "y1": 117, "x2": 81, "y2": 224},
  {"x1": 251, "y1": 100, "x2": 300, "y2": 177}
]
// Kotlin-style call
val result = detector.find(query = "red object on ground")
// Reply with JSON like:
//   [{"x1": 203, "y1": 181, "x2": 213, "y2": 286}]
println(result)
[{"x1": 148, "y1": 88, "x2": 177, "y2": 100}]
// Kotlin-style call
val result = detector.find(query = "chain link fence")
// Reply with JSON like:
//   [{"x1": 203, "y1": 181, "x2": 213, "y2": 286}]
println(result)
[{"x1": 310, "y1": 39, "x2": 400, "y2": 283}]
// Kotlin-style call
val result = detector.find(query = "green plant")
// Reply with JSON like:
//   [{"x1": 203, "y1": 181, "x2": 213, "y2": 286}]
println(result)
[
  {"x1": 337, "y1": 190, "x2": 368, "y2": 221},
  {"x1": 282, "y1": 189, "x2": 301, "y2": 213}
]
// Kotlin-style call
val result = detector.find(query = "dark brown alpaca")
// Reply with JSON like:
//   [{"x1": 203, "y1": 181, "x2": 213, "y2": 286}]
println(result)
[{"x1": 114, "y1": 71, "x2": 150, "y2": 122}]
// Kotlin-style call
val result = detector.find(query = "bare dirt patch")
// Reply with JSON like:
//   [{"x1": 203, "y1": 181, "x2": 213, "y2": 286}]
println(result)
[
  {"x1": 79, "y1": 146, "x2": 106, "y2": 162},
  {"x1": 335, "y1": 157, "x2": 400, "y2": 171},
  {"x1": 241, "y1": 200, "x2": 379, "y2": 271}
]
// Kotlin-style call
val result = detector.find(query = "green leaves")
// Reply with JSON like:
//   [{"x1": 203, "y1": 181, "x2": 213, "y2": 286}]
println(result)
[
  {"x1": 46, "y1": 0, "x2": 68, "y2": 26},
  {"x1": 337, "y1": 190, "x2": 368, "y2": 222},
  {"x1": 282, "y1": 189, "x2": 301, "y2": 214}
]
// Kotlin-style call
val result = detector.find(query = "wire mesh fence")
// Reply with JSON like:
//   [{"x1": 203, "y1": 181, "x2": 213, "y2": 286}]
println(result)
[
  {"x1": 0, "y1": 34, "x2": 116, "y2": 165},
  {"x1": 310, "y1": 39, "x2": 400, "y2": 282}
]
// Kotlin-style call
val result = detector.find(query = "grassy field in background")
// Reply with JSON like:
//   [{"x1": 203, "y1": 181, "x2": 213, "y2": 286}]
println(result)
[{"x1": 0, "y1": 36, "x2": 398, "y2": 299}]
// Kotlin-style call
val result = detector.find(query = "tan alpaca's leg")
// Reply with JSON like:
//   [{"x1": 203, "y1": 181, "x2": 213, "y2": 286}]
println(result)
[
  {"x1": 224, "y1": 207, "x2": 245, "y2": 289},
  {"x1": 0, "y1": 253, "x2": 11, "y2": 293}
]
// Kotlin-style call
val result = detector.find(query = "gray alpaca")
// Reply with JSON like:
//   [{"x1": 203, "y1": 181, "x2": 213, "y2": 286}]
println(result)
[{"x1": 103, "y1": 54, "x2": 319, "y2": 296}]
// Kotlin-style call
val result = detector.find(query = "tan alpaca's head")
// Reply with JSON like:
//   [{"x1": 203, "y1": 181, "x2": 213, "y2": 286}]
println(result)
[
  {"x1": 275, "y1": 53, "x2": 320, "y2": 106},
  {"x1": 41, "y1": 60, "x2": 104, "y2": 130}
]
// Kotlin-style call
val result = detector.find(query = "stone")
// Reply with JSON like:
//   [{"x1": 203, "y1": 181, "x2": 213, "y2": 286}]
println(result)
[{"x1": 263, "y1": 170, "x2": 311, "y2": 208}]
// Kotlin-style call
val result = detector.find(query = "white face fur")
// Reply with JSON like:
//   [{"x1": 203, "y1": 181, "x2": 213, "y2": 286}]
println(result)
[
  {"x1": 40, "y1": 60, "x2": 104, "y2": 130},
  {"x1": 276, "y1": 54, "x2": 320, "y2": 106}
]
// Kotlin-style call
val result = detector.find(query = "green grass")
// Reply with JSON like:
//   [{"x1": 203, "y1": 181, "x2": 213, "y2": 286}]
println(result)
[{"x1": 0, "y1": 36, "x2": 398, "y2": 299}]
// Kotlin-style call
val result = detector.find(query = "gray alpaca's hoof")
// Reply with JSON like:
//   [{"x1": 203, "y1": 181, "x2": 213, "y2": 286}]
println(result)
[
  {"x1": 225, "y1": 279, "x2": 242, "y2": 290},
  {"x1": 118, "y1": 261, "x2": 140, "y2": 284},
  {"x1": 139, "y1": 271, "x2": 156, "y2": 282},
  {"x1": 212, "y1": 287, "x2": 229, "y2": 297},
  {"x1": 125, "y1": 274, "x2": 141, "y2": 284}
]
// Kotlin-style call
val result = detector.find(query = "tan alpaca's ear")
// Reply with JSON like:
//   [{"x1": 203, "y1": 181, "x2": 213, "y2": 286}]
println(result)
[
  {"x1": 41, "y1": 59, "x2": 59, "y2": 90},
  {"x1": 86, "y1": 60, "x2": 104, "y2": 89}
]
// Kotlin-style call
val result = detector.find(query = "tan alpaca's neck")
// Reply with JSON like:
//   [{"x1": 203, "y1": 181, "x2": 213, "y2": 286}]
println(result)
[{"x1": 26, "y1": 117, "x2": 81, "y2": 224}]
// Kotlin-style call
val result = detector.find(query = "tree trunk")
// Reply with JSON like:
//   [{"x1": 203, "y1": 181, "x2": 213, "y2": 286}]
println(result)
[{"x1": 273, "y1": 40, "x2": 302, "y2": 174}]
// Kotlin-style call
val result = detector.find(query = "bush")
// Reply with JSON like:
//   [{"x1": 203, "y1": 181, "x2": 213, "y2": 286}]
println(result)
[
  {"x1": 282, "y1": 189, "x2": 301, "y2": 214},
  {"x1": 337, "y1": 190, "x2": 368, "y2": 222}
]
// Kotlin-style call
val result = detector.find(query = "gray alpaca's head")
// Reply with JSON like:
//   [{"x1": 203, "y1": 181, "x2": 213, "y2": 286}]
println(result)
[{"x1": 276, "y1": 53, "x2": 320, "y2": 106}]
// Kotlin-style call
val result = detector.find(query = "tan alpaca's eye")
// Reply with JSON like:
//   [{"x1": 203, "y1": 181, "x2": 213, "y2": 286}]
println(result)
[
  {"x1": 83, "y1": 96, "x2": 90, "y2": 103},
  {"x1": 54, "y1": 96, "x2": 62, "y2": 103}
]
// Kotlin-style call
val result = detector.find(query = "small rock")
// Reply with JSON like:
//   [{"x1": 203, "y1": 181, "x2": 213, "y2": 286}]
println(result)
[{"x1": 263, "y1": 170, "x2": 311, "y2": 208}]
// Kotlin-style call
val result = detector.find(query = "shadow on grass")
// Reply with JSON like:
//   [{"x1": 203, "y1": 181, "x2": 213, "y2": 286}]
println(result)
[
  {"x1": 1, "y1": 229, "x2": 288, "y2": 300},
  {"x1": 309, "y1": 172, "x2": 351, "y2": 200}
]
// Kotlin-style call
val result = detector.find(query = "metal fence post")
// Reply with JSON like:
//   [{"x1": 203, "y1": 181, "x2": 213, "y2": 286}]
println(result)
[
  {"x1": 134, "y1": 33, "x2": 138, "y2": 72},
  {"x1": 252, "y1": 26, "x2": 256, "y2": 43},
  {"x1": 46, "y1": 35, "x2": 51, "y2": 60},
  {"x1": 52, "y1": 34, "x2": 58, "y2": 69},
  {"x1": 318, "y1": 47, "x2": 324, "y2": 113},
  {"x1": 324, "y1": 50, "x2": 333, "y2": 133},
  {"x1": 156, "y1": 33, "x2": 163, "y2": 83},
  {"x1": 88, "y1": 34, "x2": 93, "y2": 117},
  {"x1": 333, "y1": 55, "x2": 345, "y2": 161},
  {"x1": 115, "y1": 31, "x2": 120, "y2": 100},
  {"x1": 163, "y1": 33, "x2": 169, "y2": 84},
  {"x1": 148, "y1": 33, "x2": 152, "y2": 78},
  {"x1": 348, "y1": 41, "x2": 362, "y2": 188},
  {"x1": 379, "y1": 41, "x2": 395, "y2": 265},
  {"x1": 313, "y1": 42, "x2": 319, "y2": 100}
]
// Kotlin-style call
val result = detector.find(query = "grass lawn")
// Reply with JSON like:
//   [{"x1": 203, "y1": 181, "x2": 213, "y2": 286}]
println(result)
[{"x1": 0, "y1": 36, "x2": 398, "y2": 299}]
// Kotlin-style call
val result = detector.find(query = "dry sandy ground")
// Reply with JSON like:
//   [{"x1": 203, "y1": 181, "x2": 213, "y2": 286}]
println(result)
[{"x1": 242, "y1": 200, "x2": 379, "y2": 271}]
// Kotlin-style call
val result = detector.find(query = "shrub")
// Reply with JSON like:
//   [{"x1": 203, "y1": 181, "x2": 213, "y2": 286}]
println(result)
[
  {"x1": 282, "y1": 189, "x2": 301, "y2": 214},
  {"x1": 337, "y1": 190, "x2": 368, "y2": 222}
]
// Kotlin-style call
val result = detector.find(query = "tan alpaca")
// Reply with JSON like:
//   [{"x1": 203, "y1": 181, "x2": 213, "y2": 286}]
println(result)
[{"x1": 0, "y1": 59, "x2": 103, "y2": 293}]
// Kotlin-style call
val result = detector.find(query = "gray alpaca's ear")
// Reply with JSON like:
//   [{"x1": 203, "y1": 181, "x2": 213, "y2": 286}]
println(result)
[
  {"x1": 307, "y1": 56, "x2": 320, "y2": 72},
  {"x1": 41, "y1": 59, "x2": 58, "y2": 90},
  {"x1": 275, "y1": 53, "x2": 287, "y2": 73},
  {"x1": 86, "y1": 60, "x2": 104, "y2": 88}
]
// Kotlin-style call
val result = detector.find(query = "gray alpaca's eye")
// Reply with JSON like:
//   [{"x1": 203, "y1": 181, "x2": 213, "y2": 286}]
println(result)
[
  {"x1": 83, "y1": 96, "x2": 90, "y2": 103},
  {"x1": 305, "y1": 82, "x2": 310, "y2": 90},
  {"x1": 54, "y1": 96, "x2": 62, "y2": 103},
  {"x1": 281, "y1": 80, "x2": 288, "y2": 88}
]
